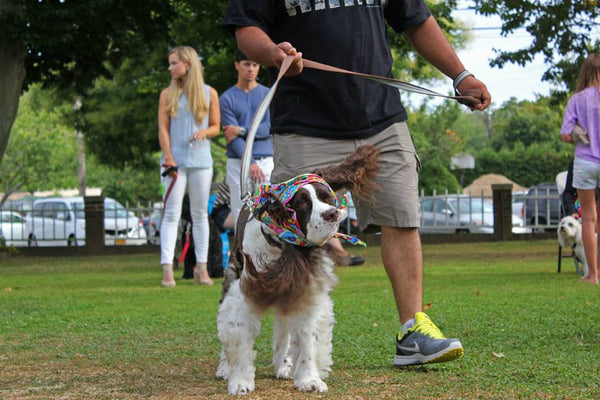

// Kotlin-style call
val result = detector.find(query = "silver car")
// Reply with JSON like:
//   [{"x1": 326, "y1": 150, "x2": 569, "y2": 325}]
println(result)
[{"x1": 420, "y1": 196, "x2": 529, "y2": 234}]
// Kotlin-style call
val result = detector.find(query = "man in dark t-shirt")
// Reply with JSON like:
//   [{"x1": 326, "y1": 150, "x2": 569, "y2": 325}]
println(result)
[{"x1": 223, "y1": 0, "x2": 491, "y2": 369}]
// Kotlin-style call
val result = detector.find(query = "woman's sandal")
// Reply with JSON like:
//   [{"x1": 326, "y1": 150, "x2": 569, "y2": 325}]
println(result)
[
  {"x1": 161, "y1": 265, "x2": 176, "y2": 288},
  {"x1": 194, "y1": 266, "x2": 214, "y2": 286}
]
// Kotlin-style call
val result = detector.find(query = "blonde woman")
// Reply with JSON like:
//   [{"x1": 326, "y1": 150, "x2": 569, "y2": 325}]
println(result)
[
  {"x1": 560, "y1": 53, "x2": 600, "y2": 284},
  {"x1": 158, "y1": 46, "x2": 220, "y2": 287}
]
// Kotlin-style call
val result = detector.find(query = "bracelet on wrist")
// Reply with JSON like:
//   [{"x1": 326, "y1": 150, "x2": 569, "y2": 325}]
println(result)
[{"x1": 453, "y1": 70, "x2": 474, "y2": 95}]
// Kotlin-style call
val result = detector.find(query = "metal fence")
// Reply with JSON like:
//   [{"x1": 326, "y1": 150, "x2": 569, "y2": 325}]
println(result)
[
  {"x1": 0, "y1": 198, "x2": 156, "y2": 247},
  {"x1": 1, "y1": 187, "x2": 562, "y2": 248},
  {"x1": 417, "y1": 188, "x2": 560, "y2": 234}
]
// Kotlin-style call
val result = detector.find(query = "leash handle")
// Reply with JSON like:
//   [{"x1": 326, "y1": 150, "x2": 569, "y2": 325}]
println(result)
[{"x1": 161, "y1": 164, "x2": 178, "y2": 178}]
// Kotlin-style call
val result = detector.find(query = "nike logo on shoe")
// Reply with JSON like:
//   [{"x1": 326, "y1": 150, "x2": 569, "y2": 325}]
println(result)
[{"x1": 398, "y1": 342, "x2": 420, "y2": 353}]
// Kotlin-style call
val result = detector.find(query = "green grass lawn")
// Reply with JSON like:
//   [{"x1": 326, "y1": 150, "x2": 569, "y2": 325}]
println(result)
[{"x1": 1, "y1": 240, "x2": 599, "y2": 399}]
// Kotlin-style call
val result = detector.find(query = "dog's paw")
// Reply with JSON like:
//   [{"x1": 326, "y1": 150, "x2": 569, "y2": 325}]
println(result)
[
  {"x1": 216, "y1": 360, "x2": 229, "y2": 380},
  {"x1": 295, "y1": 378, "x2": 328, "y2": 393},
  {"x1": 275, "y1": 366, "x2": 292, "y2": 380},
  {"x1": 318, "y1": 365, "x2": 332, "y2": 380},
  {"x1": 275, "y1": 357, "x2": 293, "y2": 380},
  {"x1": 228, "y1": 379, "x2": 255, "y2": 395}
]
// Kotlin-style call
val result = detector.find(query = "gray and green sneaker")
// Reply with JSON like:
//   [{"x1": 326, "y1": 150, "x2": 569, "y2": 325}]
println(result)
[{"x1": 394, "y1": 312, "x2": 463, "y2": 366}]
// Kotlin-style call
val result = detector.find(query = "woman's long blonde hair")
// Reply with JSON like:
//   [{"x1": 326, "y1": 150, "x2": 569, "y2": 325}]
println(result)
[
  {"x1": 167, "y1": 46, "x2": 208, "y2": 124},
  {"x1": 575, "y1": 53, "x2": 600, "y2": 93}
]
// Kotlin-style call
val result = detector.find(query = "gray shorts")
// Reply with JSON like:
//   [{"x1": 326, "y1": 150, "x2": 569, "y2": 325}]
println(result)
[
  {"x1": 272, "y1": 122, "x2": 421, "y2": 232},
  {"x1": 573, "y1": 157, "x2": 600, "y2": 190}
]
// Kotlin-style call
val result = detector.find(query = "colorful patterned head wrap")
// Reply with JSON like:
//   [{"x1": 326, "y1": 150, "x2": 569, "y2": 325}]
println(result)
[{"x1": 250, "y1": 174, "x2": 366, "y2": 247}]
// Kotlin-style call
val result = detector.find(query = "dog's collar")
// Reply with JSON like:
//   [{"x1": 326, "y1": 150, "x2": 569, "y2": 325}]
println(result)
[{"x1": 251, "y1": 174, "x2": 365, "y2": 247}]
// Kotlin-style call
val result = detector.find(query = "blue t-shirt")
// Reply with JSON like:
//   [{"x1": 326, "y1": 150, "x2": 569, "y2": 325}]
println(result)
[
  {"x1": 164, "y1": 85, "x2": 213, "y2": 169},
  {"x1": 219, "y1": 83, "x2": 273, "y2": 160}
]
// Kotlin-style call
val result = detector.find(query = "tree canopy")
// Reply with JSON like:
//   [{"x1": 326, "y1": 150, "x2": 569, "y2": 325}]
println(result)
[{"x1": 0, "y1": 0, "x2": 173, "y2": 162}]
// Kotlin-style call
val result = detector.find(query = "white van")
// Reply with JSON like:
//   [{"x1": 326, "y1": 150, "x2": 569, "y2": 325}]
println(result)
[{"x1": 25, "y1": 197, "x2": 147, "y2": 246}]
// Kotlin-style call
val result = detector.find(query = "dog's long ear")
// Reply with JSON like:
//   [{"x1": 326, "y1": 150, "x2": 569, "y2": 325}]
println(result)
[
  {"x1": 312, "y1": 144, "x2": 381, "y2": 199},
  {"x1": 253, "y1": 193, "x2": 290, "y2": 223}
]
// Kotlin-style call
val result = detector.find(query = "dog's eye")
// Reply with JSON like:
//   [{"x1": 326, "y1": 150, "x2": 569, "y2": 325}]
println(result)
[{"x1": 289, "y1": 190, "x2": 310, "y2": 210}]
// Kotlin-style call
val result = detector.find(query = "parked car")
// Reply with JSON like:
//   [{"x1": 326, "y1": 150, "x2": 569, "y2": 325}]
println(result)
[
  {"x1": 25, "y1": 197, "x2": 147, "y2": 246},
  {"x1": 521, "y1": 183, "x2": 561, "y2": 231},
  {"x1": 146, "y1": 209, "x2": 162, "y2": 245},
  {"x1": 420, "y1": 195, "x2": 530, "y2": 234},
  {"x1": 0, "y1": 211, "x2": 27, "y2": 246}
]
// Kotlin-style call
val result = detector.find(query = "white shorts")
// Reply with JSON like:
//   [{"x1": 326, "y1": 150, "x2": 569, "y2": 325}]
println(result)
[{"x1": 573, "y1": 158, "x2": 600, "y2": 190}]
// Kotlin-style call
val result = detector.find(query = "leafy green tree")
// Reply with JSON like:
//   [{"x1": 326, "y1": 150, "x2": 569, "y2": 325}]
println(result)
[
  {"x1": 0, "y1": 0, "x2": 173, "y2": 163},
  {"x1": 408, "y1": 99, "x2": 487, "y2": 193},
  {"x1": 472, "y1": 0, "x2": 600, "y2": 92},
  {"x1": 0, "y1": 85, "x2": 78, "y2": 205},
  {"x1": 461, "y1": 142, "x2": 572, "y2": 188},
  {"x1": 488, "y1": 97, "x2": 566, "y2": 151}
]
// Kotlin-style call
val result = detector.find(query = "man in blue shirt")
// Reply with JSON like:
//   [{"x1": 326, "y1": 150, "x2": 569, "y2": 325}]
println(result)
[{"x1": 220, "y1": 50, "x2": 273, "y2": 229}]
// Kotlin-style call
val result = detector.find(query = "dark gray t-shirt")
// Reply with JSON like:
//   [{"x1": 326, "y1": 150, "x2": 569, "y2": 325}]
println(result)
[{"x1": 223, "y1": 0, "x2": 431, "y2": 139}]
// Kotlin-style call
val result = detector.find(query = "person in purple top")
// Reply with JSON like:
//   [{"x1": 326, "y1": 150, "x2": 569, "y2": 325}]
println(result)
[
  {"x1": 220, "y1": 50, "x2": 274, "y2": 229},
  {"x1": 560, "y1": 53, "x2": 600, "y2": 284}
]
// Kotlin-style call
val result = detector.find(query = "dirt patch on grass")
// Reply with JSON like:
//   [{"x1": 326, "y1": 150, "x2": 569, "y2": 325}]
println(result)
[{"x1": 1, "y1": 359, "x2": 509, "y2": 399}]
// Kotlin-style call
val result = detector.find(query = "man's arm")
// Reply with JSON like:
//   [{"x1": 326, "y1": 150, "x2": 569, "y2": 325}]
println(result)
[{"x1": 404, "y1": 16, "x2": 491, "y2": 111}]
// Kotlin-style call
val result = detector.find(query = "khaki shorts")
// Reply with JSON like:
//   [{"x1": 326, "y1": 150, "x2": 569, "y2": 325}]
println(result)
[{"x1": 272, "y1": 122, "x2": 421, "y2": 232}]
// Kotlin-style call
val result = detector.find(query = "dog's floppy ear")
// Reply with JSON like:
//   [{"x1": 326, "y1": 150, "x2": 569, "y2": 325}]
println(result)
[
  {"x1": 312, "y1": 144, "x2": 381, "y2": 199},
  {"x1": 254, "y1": 193, "x2": 290, "y2": 223}
]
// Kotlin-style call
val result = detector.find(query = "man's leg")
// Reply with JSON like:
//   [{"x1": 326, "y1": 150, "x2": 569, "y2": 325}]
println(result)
[
  {"x1": 381, "y1": 226, "x2": 422, "y2": 323},
  {"x1": 383, "y1": 226, "x2": 464, "y2": 366}
]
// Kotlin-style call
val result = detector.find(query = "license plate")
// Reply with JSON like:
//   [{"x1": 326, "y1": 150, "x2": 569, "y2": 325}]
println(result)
[{"x1": 115, "y1": 238, "x2": 126, "y2": 245}]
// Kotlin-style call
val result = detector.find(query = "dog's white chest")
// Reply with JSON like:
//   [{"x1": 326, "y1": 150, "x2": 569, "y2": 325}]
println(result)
[{"x1": 242, "y1": 218, "x2": 281, "y2": 268}]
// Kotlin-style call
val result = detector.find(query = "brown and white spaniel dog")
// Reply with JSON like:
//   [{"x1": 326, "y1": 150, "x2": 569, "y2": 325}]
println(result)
[{"x1": 216, "y1": 145, "x2": 380, "y2": 395}]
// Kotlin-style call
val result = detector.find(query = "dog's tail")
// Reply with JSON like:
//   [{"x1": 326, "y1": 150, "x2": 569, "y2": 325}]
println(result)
[{"x1": 312, "y1": 144, "x2": 381, "y2": 200}]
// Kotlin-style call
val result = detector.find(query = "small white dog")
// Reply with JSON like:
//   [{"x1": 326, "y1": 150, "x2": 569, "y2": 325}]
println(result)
[
  {"x1": 557, "y1": 216, "x2": 588, "y2": 276},
  {"x1": 216, "y1": 145, "x2": 380, "y2": 395}
]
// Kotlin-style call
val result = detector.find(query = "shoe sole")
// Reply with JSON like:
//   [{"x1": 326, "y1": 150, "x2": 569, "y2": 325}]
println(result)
[{"x1": 393, "y1": 343, "x2": 464, "y2": 366}]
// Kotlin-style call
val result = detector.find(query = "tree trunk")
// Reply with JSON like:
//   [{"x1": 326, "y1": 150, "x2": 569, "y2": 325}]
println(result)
[{"x1": 0, "y1": 38, "x2": 26, "y2": 163}]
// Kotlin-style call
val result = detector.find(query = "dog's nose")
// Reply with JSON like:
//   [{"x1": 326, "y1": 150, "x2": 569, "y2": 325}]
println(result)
[{"x1": 321, "y1": 208, "x2": 339, "y2": 223}]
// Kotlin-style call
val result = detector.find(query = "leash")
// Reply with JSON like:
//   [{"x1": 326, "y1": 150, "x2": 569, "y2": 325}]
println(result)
[
  {"x1": 161, "y1": 164, "x2": 179, "y2": 210},
  {"x1": 240, "y1": 56, "x2": 480, "y2": 202},
  {"x1": 178, "y1": 224, "x2": 191, "y2": 263}
]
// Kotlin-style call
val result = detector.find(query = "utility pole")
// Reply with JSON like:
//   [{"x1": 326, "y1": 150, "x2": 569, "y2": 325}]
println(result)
[{"x1": 74, "y1": 99, "x2": 86, "y2": 196}]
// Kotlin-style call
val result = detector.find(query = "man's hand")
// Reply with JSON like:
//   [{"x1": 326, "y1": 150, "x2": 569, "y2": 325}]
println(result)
[
  {"x1": 223, "y1": 125, "x2": 242, "y2": 143},
  {"x1": 249, "y1": 163, "x2": 265, "y2": 184},
  {"x1": 456, "y1": 76, "x2": 491, "y2": 111},
  {"x1": 271, "y1": 42, "x2": 303, "y2": 76}
]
